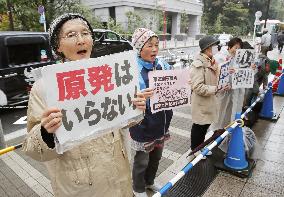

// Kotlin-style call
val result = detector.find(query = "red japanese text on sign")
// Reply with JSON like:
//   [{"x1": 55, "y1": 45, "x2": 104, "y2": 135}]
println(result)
[
  {"x1": 88, "y1": 64, "x2": 114, "y2": 95},
  {"x1": 56, "y1": 64, "x2": 115, "y2": 101},
  {"x1": 56, "y1": 69, "x2": 88, "y2": 101}
]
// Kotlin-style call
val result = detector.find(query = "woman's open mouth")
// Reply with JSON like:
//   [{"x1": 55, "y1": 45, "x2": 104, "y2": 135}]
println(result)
[
  {"x1": 77, "y1": 50, "x2": 87, "y2": 55},
  {"x1": 151, "y1": 54, "x2": 156, "y2": 59}
]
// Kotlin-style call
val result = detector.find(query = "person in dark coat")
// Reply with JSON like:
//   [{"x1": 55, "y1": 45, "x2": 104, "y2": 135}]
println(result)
[
  {"x1": 277, "y1": 31, "x2": 284, "y2": 53},
  {"x1": 130, "y1": 28, "x2": 173, "y2": 197}
]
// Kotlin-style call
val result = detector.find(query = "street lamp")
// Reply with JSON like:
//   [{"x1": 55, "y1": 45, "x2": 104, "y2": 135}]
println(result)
[
  {"x1": 253, "y1": 11, "x2": 262, "y2": 45},
  {"x1": 264, "y1": 0, "x2": 271, "y2": 28}
]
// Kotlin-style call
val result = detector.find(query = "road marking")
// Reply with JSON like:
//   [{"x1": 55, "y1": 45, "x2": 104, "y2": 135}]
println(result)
[
  {"x1": 13, "y1": 116, "x2": 27, "y2": 125},
  {"x1": 1, "y1": 151, "x2": 54, "y2": 196},
  {"x1": 173, "y1": 111, "x2": 192, "y2": 120}
]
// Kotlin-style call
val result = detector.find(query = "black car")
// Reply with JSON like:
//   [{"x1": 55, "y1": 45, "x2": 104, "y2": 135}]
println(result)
[
  {"x1": 92, "y1": 29, "x2": 133, "y2": 58},
  {"x1": 0, "y1": 31, "x2": 55, "y2": 108}
]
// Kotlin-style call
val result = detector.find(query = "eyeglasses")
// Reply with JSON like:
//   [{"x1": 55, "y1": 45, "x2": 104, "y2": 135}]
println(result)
[{"x1": 61, "y1": 31, "x2": 92, "y2": 42}]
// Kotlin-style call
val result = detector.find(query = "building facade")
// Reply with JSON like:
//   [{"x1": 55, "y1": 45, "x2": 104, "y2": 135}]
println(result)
[{"x1": 81, "y1": 0, "x2": 203, "y2": 37}]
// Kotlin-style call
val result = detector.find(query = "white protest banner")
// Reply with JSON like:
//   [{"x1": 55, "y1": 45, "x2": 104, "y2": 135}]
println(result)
[
  {"x1": 232, "y1": 68, "x2": 254, "y2": 89},
  {"x1": 41, "y1": 51, "x2": 141, "y2": 153},
  {"x1": 234, "y1": 49, "x2": 255, "y2": 68},
  {"x1": 217, "y1": 61, "x2": 230, "y2": 90},
  {"x1": 149, "y1": 69, "x2": 191, "y2": 113}
]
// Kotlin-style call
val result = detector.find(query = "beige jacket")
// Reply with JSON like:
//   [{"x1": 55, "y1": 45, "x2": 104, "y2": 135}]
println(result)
[
  {"x1": 22, "y1": 81, "x2": 133, "y2": 197},
  {"x1": 190, "y1": 53, "x2": 219, "y2": 125}
]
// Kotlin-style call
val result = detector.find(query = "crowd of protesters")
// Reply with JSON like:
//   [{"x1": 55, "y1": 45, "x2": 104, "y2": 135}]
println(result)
[{"x1": 21, "y1": 13, "x2": 280, "y2": 197}]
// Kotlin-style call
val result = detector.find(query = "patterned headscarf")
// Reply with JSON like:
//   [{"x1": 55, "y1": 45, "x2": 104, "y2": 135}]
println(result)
[
  {"x1": 48, "y1": 13, "x2": 94, "y2": 57},
  {"x1": 131, "y1": 28, "x2": 158, "y2": 55}
]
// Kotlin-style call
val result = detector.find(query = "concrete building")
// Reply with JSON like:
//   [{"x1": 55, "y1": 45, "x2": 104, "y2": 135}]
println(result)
[{"x1": 81, "y1": 0, "x2": 203, "y2": 37}]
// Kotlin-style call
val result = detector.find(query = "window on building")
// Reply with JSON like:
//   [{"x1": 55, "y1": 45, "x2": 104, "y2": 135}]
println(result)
[{"x1": 109, "y1": 7, "x2": 116, "y2": 20}]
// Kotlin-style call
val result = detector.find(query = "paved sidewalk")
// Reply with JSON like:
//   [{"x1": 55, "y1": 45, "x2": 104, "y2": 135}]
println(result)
[{"x1": 202, "y1": 96, "x2": 284, "y2": 197}]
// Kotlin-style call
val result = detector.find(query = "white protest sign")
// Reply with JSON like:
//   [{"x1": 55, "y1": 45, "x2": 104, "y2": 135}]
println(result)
[
  {"x1": 149, "y1": 69, "x2": 191, "y2": 113},
  {"x1": 217, "y1": 61, "x2": 230, "y2": 90},
  {"x1": 234, "y1": 49, "x2": 255, "y2": 68},
  {"x1": 41, "y1": 51, "x2": 141, "y2": 153},
  {"x1": 232, "y1": 68, "x2": 254, "y2": 89}
]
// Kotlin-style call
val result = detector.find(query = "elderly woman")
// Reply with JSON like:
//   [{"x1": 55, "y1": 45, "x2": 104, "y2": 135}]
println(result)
[
  {"x1": 22, "y1": 13, "x2": 146, "y2": 197},
  {"x1": 129, "y1": 28, "x2": 173, "y2": 197},
  {"x1": 187, "y1": 36, "x2": 221, "y2": 160},
  {"x1": 210, "y1": 37, "x2": 243, "y2": 131}
]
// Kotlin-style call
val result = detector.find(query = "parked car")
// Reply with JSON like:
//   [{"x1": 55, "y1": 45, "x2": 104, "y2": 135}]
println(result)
[
  {"x1": 0, "y1": 31, "x2": 55, "y2": 108},
  {"x1": 92, "y1": 29, "x2": 133, "y2": 58},
  {"x1": 218, "y1": 33, "x2": 233, "y2": 46}
]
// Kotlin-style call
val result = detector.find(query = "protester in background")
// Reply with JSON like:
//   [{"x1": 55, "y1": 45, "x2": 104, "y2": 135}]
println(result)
[
  {"x1": 129, "y1": 28, "x2": 173, "y2": 197},
  {"x1": 277, "y1": 31, "x2": 284, "y2": 54},
  {"x1": 210, "y1": 37, "x2": 243, "y2": 131},
  {"x1": 261, "y1": 28, "x2": 272, "y2": 56},
  {"x1": 22, "y1": 13, "x2": 146, "y2": 197},
  {"x1": 244, "y1": 54, "x2": 270, "y2": 106},
  {"x1": 188, "y1": 36, "x2": 220, "y2": 160}
]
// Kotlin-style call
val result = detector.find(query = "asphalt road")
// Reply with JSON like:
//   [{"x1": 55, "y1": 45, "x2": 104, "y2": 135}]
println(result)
[{"x1": 0, "y1": 108, "x2": 27, "y2": 135}]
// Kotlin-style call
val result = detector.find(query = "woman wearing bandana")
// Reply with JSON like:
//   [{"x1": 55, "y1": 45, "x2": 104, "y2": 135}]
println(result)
[{"x1": 129, "y1": 28, "x2": 173, "y2": 197}]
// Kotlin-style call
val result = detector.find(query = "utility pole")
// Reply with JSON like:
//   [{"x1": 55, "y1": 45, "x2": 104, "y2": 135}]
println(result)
[
  {"x1": 6, "y1": 0, "x2": 14, "y2": 30},
  {"x1": 264, "y1": 0, "x2": 271, "y2": 28}
]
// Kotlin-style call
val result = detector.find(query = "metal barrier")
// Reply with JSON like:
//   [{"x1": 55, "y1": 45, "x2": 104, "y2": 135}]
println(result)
[{"x1": 0, "y1": 144, "x2": 22, "y2": 155}]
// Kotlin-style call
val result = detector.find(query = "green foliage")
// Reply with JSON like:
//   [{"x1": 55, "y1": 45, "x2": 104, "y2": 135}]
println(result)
[
  {"x1": 0, "y1": 0, "x2": 6, "y2": 13},
  {"x1": 11, "y1": 0, "x2": 42, "y2": 31},
  {"x1": 125, "y1": 11, "x2": 145, "y2": 34},
  {"x1": 0, "y1": 0, "x2": 105, "y2": 31},
  {"x1": 90, "y1": 16, "x2": 104, "y2": 29},
  {"x1": 220, "y1": 2, "x2": 249, "y2": 35},
  {"x1": 202, "y1": 0, "x2": 284, "y2": 36},
  {"x1": 180, "y1": 11, "x2": 189, "y2": 33},
  {"x1": 270, "y1": 0, "x2": 284, "y2": 21},
  {"x1": 214, "y1": 14, "x2": 222, "y2": 33},
  {"x1": 157, "y1": 10, "x2": 168, "y2": 32},
  {"x1": 107, "y1": 18, "x2": 125, "y2": 34},
  {"x1": 0, "y1": 14, "x2": 10, "y2": 31},
  {"x1": 202, "y1": 1, "x2": 250, "y2": 35}
]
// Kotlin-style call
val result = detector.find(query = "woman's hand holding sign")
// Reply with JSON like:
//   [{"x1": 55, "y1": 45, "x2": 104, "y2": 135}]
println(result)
[
  {"x1": 141, "y1": 88, "x2": 154, "y2": 99},
  {"x1": 41, "y1": 108, "x2": 63, "y2": 133},
  {"x1": 228, "y1": 67, "x2": 235, "y2": 74},
  {"x1": 132, "y1": 92, "x2": 146, "y2": 110}
]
